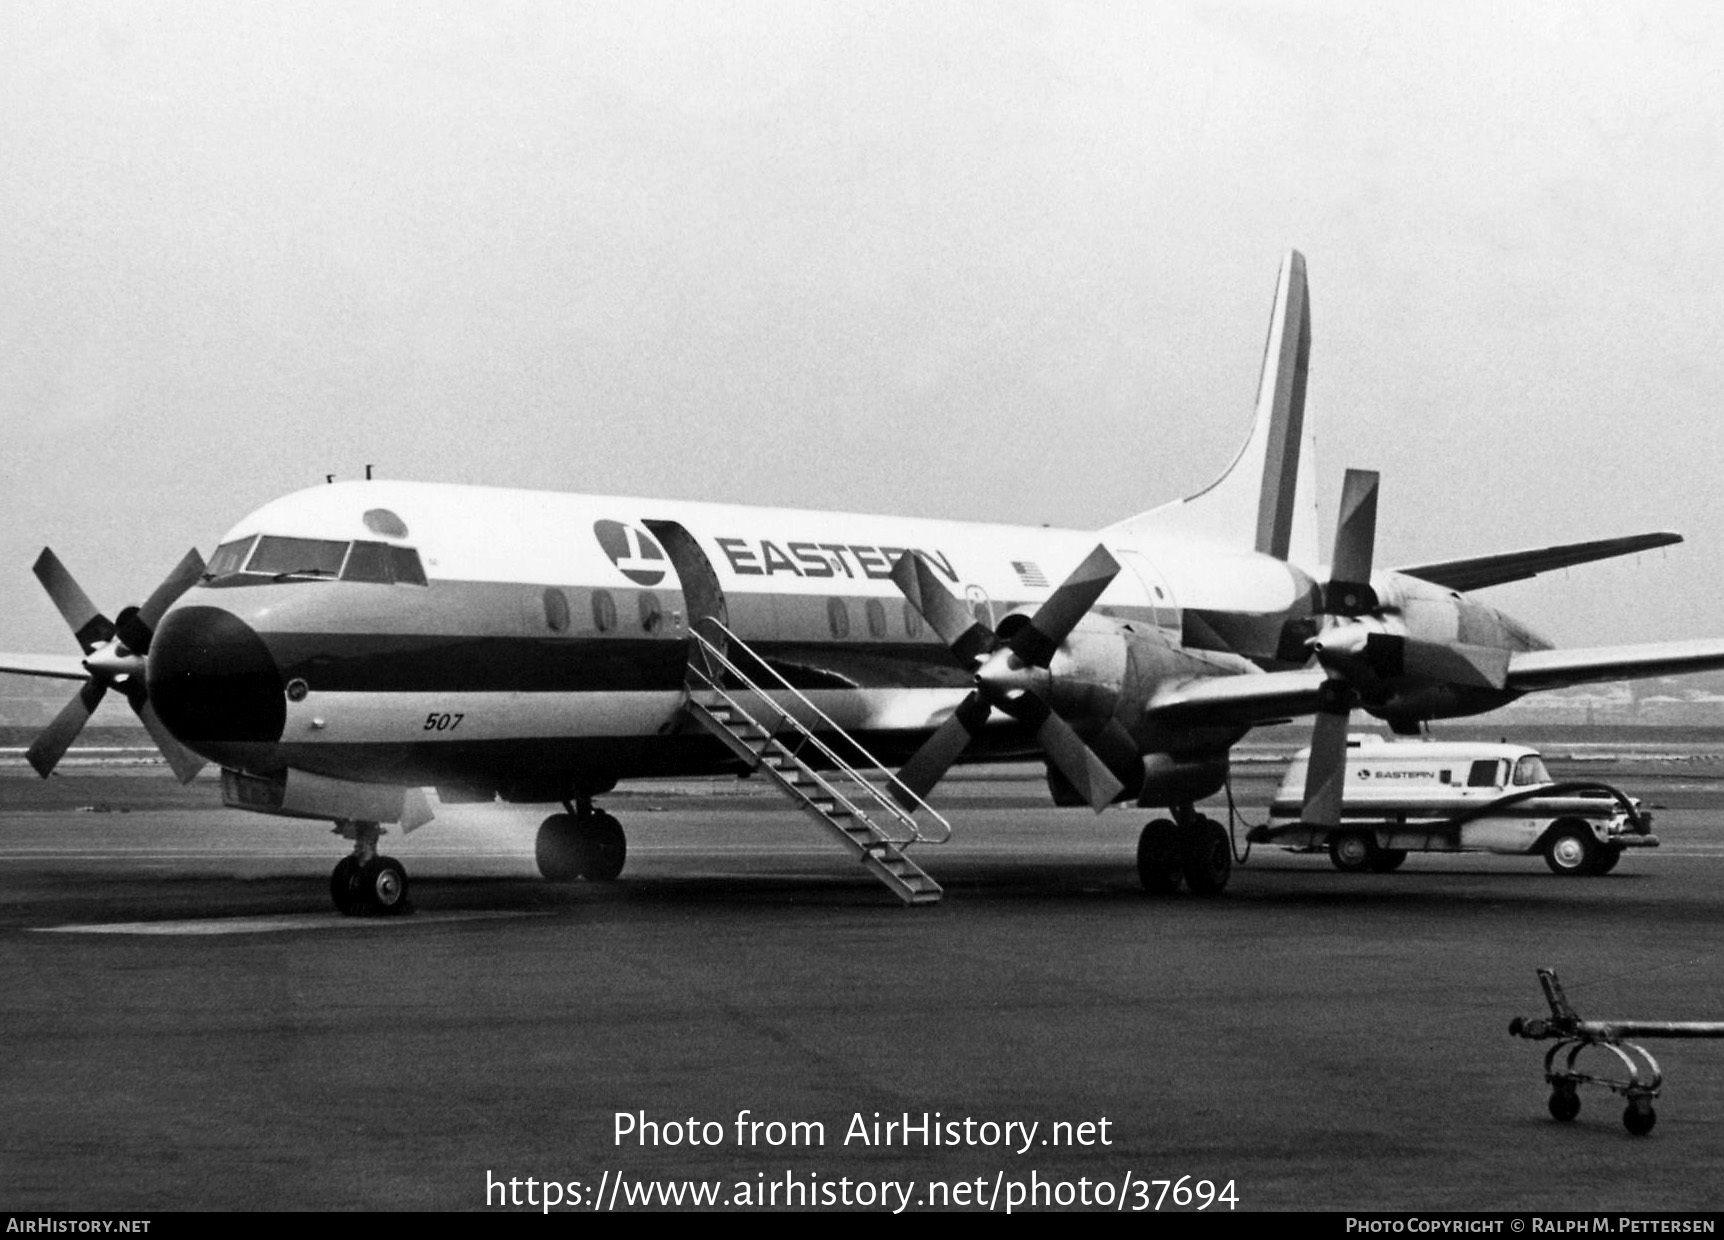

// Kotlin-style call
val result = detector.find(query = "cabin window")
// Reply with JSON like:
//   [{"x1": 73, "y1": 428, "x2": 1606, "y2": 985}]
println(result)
[
  {"x1": 639, "y1": 592, "x2": 663, "y2": 634},
  {"x1": 592, "y1": 589, "x2": 617, "y2": 633},
  {"x1": 865, "y1": 598, "x2": 888, "y2": 640},
  {"x1": 827, "y1": 597, "x2": 851, "y2": 639},
  {"x1": 247, "y1": 535, "x2": 348, "y2": 579},
  {"x1": 1467, "y1": 760, "x2": 1504, "y2": 788},
  {"x1": 204, "y1": 536, "x2": 257, "y2": 579},
  {"x1": 1512, "y1": 755, "x2": 1551, "y2": 786},
  {"x1": 903, "y1": 601, "x2": 924, "y2": 639},
  {"x1": 543, "y1": 588, "x2": 571, "y2": 633}
]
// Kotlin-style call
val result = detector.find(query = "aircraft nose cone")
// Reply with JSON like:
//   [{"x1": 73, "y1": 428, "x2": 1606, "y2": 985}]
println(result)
[{"x1": 147, "y1": 605, "x2": 286, "y2": 746}]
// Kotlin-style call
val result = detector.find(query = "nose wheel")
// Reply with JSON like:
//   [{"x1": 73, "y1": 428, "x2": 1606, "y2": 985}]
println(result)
[{"x1": 329, "y1": 820, "x2": 412, "y2": 916}]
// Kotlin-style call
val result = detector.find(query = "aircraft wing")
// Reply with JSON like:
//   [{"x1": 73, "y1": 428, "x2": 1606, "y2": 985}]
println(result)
[
  {"x1": 1506, "y1": 639, "x2": 1724, "y2": 692},
  {"x1": 1144, "y1": 668, "x2": 1328, "y2": 728},
  {"x1": 1394, "y1": 532, "x2": 1681, "y2": 593},
  {"x1": 0, "y1": 653, "x2": 89, "y2": 682}
]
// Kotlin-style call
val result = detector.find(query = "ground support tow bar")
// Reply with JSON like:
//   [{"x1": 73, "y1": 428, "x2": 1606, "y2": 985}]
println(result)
[{"x1": 1509, "y1": 968, "x2": 1724, "y2": 1135}]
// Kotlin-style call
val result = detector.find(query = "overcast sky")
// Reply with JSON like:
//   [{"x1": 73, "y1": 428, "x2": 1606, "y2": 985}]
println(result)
[{"x1": 4, "y1": 1, "x2": 1722, "y2": 665}]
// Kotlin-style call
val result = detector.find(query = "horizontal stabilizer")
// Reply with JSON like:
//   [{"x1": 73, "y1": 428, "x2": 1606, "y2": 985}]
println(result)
[
  {"x1": 1396, "y1": 532, "x2": 1681, "y2": 594},
  {"x1": 1507, "y1": 639, "x2": 1724, "y2": 692},
  {"x1": 0, "y1": 653, "x2": 91, "y2": 682}
]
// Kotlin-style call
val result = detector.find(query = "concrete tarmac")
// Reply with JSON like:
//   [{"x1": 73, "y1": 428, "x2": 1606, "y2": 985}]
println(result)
[{"x1": 4, "y1": 757, "x2": 1724, "y2": 1212}]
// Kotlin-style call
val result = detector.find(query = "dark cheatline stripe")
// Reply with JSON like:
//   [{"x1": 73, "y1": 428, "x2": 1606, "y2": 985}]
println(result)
[
  {"x1": 267, "y1": 634, "x2": 690, "y2": 693},
  {"x1": 261, "y1": 633, "x2": 973, "y2": 694}
]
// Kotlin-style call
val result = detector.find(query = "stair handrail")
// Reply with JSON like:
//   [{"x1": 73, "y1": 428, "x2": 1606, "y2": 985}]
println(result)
[
  {"x1": 686, "y1": 660, "x2": 917, "y2": 848},
  {"x1": 687, "y1": 620, "x2": 952, "y2": 845}
]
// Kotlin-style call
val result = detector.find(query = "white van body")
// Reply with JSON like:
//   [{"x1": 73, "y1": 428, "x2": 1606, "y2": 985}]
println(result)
[{"x1": 1251, "y1": 735, "x2": 1655, "y2": 874}]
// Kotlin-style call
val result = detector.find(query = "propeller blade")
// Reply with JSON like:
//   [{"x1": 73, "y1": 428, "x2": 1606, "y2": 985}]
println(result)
[
  {"x1": 25, "y1": 679, "x2": 108, "y2": 778},
  {"x1": 1006, "y1": 544, "x2": 1121, "y2": 667},
  {"x1": 890, "y1": 552, "x2": 994, "y2": 665},
  {"x1": 892, "y1": 691, "x2": 992, "y2": 806},
  {"x1": 1032, "y1": 707, "x2": 1125, "y2": 813},
  {"x1": 128, "y1": 691, "x2": 207, "y2": 784},
  {"x1": 118, "y1": 548, "x2": 207, "y2": 654},
  {"x1": 32, "y1": 549, "x2": 115, "y2": 653},
  {"x1": 1322, "y1": 469, "x2": 1379, "y2": 616},
  {"x1": 1300, "y1": 680, "x2": 1354, "y2": 828}
]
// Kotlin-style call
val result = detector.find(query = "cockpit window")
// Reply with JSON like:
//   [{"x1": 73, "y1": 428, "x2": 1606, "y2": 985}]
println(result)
[
  {"x1": 339, "y1": 540, "x2": 429, "y2": 586},
  {"x1": 205, "y1": 536, "x2": 257, "y2": 579},
  {"x1": 247, "y1": 536, "x2": 348, "y2": 579},
  {"x1": 1512, "y1": 755, "x2": 1551, "y2": 786},
  {"x1": 388, "y1": 545, "x2": 427, "y2": 586},
  {"x1": 199, "y1": 533, "x2": 429, "y2": 586}
]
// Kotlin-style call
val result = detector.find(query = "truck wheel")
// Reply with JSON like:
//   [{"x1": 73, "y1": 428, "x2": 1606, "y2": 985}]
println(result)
[
  {"x1": 1544, "y1": 821, "x2": 1598, "y2": 876},
  {"x1": 1369, "y1": 848, "x2": 1408, "y2": 873},
  {"x1": 1328, "y1": 831, "x2": 1378, "y2": 874}
]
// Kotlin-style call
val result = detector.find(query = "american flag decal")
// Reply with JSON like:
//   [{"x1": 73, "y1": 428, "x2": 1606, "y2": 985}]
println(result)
[{"x1": 1012, "y1": 561, "x2": 1049, "y2": 588}]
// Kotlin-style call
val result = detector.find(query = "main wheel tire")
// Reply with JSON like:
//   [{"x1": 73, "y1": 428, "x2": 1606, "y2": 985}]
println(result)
[
  {"x1": 536, "y1": 812, "x2": 590, "y2": 882},
  {"x1": 1136, "y1": 819, "x2": 1184, "y2": 895},
  {"x1": 330, "y1": 856, "x2": 360, "y2": 915},
  {"x1": 1180, "y1": 817, "x2": 1232, "y2": 897},
  {"x1": 1544, "y1": 821, "x2": 1599, "y2": 876},
  {"x1": 1623, "y1": 1101, "x2": 1657, "y2": 1136},
  {"x1": 1548, "y1": 1086, "x2": 1581, "y2": 1123},
  {"x1": 1328, "y1": 831, "x2": 1379, "y2": 874},
  {"x1": 1591, "y1": 844, "x2": 1624, "y2": 875},
  {"x1": 1369, "y1": 848, "x2": 1408, "y2": 874},
  {"x1": 585, "y1": 812, "x2": 627, "y2": 882},
  {"x1": 358, "y1": 856, "x2": 411, "y2": 915}
]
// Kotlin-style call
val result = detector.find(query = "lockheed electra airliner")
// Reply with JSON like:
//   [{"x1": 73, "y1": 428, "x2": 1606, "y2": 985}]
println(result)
[{"x1": 10, "y1": 252, "x2": 1724, "y2": 913}]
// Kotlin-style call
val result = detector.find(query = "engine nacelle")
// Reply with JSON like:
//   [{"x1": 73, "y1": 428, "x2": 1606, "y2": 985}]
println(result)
[{"x1": 1137, "y1": 752, "x2": 1229, "y2": 807}]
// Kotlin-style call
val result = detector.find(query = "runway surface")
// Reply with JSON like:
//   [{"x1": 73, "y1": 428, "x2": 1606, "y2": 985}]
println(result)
[{"x1": 4, "y1": 746, "x2": 1724, "y2": 1212}]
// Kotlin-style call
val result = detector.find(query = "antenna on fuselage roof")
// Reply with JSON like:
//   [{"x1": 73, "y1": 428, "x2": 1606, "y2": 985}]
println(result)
[
  {"x1": 365, "y1": 464, "x2": 374, "y2": 480},
  {"x1": 326, "y1": 475, "x2": 335, "y2": 484}
]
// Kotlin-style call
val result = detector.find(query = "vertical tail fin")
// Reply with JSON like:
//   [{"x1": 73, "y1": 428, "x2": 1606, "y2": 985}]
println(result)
[{"x1": 1109, "y1": 250, "x2": 1319, "y2": 567}]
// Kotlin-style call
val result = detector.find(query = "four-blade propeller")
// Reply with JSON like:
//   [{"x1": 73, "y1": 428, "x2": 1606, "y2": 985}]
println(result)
[
  {"x1": 890, "y1": 545, "x2": 1129, "y2": 812},
  {"x1": 1294, "y1": 468, "x2": 1514, "y2": 829},
  {"x1": 26, "y1": 548, "x2": 208, "y2": 782}
]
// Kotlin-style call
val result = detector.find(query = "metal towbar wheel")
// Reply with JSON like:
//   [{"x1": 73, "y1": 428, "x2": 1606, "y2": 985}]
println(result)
[{"x1": 1510, "y1": 968, "x2": 1724, "y2": 1135}]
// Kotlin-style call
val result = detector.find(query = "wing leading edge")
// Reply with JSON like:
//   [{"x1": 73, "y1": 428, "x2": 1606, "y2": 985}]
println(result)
[
  {"x1": 1144, "y1": 637, "x2": 1724, "y2": 729},
  {"x1": 0, "y1": 653, "x2": 91, "y2": 681},
  {"x1": 1395, "y1": 532, "x2": 1681, "y2": 593}
]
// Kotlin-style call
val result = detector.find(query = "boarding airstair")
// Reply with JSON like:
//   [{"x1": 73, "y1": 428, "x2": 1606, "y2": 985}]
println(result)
[{"x1": 681, "y1": 620, "x2": 950, "y2": 906}]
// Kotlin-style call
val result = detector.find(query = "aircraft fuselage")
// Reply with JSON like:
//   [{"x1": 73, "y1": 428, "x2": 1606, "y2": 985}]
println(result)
[{"x1": 141, "y1": 479, "x2": 1544, "y2": 809}]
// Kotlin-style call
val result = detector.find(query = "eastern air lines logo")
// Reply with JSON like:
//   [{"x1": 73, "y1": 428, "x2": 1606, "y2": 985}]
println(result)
[{"x1": 594, "y1": 520, "x2": 667, "y2": 586}]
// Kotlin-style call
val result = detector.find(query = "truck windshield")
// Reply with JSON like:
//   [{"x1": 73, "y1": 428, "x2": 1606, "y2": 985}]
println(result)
[{"x1": 1512, "y1": 755, "x2": 1552, "y2": 786}]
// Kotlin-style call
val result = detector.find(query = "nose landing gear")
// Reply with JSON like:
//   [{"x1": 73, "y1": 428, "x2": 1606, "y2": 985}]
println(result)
[{"x1": 330, "y1": 820, "x2": 412, "y2": 916}]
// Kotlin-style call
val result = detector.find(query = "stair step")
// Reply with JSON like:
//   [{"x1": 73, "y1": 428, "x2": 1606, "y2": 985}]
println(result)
[{"x1": 684, "y1": 640, "x2": 943, "y2": 906}]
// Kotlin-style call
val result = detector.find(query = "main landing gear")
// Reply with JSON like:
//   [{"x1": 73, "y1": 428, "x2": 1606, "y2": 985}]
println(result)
[
  {"x1": 330, "y1": 820, "x2": 412, "y2": 916},
  {"x1": 1137, "y1": 807, "x2": 1232, "y2": 897},
  {"x1": 535, "y1": 798, "x2": 627, "y2": 883}
]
